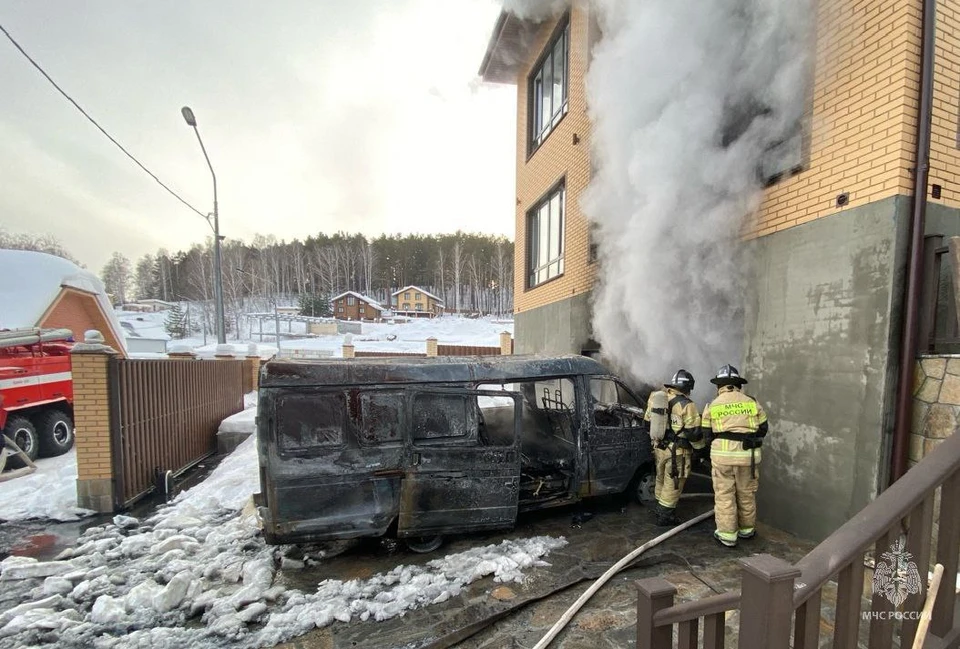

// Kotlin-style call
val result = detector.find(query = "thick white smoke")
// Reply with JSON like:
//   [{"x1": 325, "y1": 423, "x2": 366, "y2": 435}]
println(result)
[{"x1": 504, "y1": 0, "x2": 813, "y2": 400}]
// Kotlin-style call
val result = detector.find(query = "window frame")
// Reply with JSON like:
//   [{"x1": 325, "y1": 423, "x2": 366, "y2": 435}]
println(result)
[
  {"x1": 526, "y1": 178, "x2": 566, "y2": 289},
  {"x1": 527, "y1": 14, "x2": 570, "y2": 157}
]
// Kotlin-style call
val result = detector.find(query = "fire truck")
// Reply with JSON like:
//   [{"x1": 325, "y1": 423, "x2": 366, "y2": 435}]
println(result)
[{"x1": 0, "y1": 328, "x2": 76, "y2": 466}]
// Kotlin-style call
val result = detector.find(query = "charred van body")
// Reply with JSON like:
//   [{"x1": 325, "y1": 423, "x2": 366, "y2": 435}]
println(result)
[{"x1": 254, "y1": 355, "x2": 654, "y2": 550}]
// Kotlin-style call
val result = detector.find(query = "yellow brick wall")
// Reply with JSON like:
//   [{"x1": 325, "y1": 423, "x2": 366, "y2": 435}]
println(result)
[
  {"x1": 72, "y1": 352, "x2": 114, "y2": 481},
  {"x1": 747, "y1": 0, "x2": 923, "y2": 237},
  {"x1": 514, "y1": 5, "x2": 597, "y2": 314},
  {"x1": 930, "y1": 1, "x2": 960, "y2": 207}
]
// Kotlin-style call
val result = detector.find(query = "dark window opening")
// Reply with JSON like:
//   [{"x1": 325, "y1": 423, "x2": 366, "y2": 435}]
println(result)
[
  {"x1": 412, "y1": 393, "x2": 477, "y2": 446},
  {"x1": 278, "y1": 393, "x2": 346, "y2": 452}
]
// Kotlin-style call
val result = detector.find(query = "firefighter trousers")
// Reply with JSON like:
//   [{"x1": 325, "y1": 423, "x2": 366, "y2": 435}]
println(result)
[
  {"x1": 711, "y1": 463, "x2": 759, "y2": 543},
  {"x1": 654, "y1": 446, "x2": 690, "y2": 509}
]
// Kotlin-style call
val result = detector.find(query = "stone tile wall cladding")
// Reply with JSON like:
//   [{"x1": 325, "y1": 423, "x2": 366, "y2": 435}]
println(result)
[{"x1": 912, "y1": 355, "x2": 960, "y2": 466}]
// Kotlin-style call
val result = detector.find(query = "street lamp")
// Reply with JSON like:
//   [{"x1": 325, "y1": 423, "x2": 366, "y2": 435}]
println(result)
[{"x1": 181, "y1": 106, "x2": 226, "y2": 345}]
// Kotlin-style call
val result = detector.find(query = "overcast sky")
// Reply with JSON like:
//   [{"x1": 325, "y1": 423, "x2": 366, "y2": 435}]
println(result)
[{"x1": 0, "y1": 0, "x2": 516, "y2": 271}]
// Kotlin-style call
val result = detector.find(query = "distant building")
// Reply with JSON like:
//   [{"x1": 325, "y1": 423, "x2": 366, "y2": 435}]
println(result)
[
  {"x1": 392, "y1": 286, "x2": 444, "y2": 318},
  {"x1": 330, "y1": 292, "x2": 385, "y2": 321},
  {"x1": 275, "y1": 306, "x2": 300, "y2": 316},
  {"x1": 123, "y1": 299, "x2": 175, "y2": 313},
  {"x1": 0, "y1": 249, "x2": 128, "y2": 356}
]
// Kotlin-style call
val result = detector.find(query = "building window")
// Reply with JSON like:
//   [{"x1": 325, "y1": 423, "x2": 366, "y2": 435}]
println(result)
[
  {"x1": 416, "y1": 304, "x2": 423, "y2": 312},
  {"x1": 360, "y1": 306, "x2": 365, "y2": 313},
  {"x1": 346, "y1": 296, "x2": 356, "y2": 306},
  {"x1": 338, "y1": 306, "x2": 344, "y2": 313},
  {"x1": 529, "y1": 17, "x2": 569, "y2": 152},
  {"x1": 527, "y1": 181, "x2": 565, "y2": 288},
  {"x1": 403, "y1": 302, "x2": 410, "y2": 310},
  {"x1": 415, "y1": 292, "x2": 421, "y2": 300},
  {"x1": 404, "y1": 291, "x2": 411, "y2": 299}
]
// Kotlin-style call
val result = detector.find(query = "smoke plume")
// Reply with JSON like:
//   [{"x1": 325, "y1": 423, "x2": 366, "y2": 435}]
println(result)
[{"x1": 505, "y1": 0, "x2": 813, "y2": 400}]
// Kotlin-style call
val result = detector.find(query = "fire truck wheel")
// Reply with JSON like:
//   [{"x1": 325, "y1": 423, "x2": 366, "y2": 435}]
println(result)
[
  {"x1": 38, "y1": 411, "x2": 75, "y2": 458},
  {"x1": 4, "y1": 416, "x2": 39, "y2": 467}
]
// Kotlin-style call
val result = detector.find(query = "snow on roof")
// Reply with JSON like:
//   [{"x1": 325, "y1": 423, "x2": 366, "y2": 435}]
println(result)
[
  {"x1": 329, "y1": 291, "x2": 384, "y2": 310},
  {"x1": 391, "y1": 285, "x2": 444, "y2": 304},
  {"x1": 0, "y1": 249, "x2": 128, "y2": 354}
]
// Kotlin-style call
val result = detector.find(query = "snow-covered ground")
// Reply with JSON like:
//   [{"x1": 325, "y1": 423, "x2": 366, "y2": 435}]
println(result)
[
  {"x1": 117, "y1": 310, "x2": 513, "y2": 359},
  {"x1": 0, "y1": 411, "x2": 565, "y2": 648},
  {"x1": 0, "y1": 450, "x2": 93, "y2": 523}
]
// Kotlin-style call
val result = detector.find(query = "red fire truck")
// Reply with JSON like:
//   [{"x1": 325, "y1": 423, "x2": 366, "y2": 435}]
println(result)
[{"x1": 0, "y1": 328, "x2": 76, "y2": 465}]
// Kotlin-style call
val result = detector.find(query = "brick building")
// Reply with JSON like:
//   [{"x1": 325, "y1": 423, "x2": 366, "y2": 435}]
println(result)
[
  {"x1": 330, "y1": 291, "x2": 385, "y2": 321},
  {"x1": 0, "y1": 249, "x2": 128, "y2": 356},
  {"x1": 392, "y1": 285, "x2": 444, "y2": 318},
  {"x1": 479, "y1": 2, "x2": 960, "y2": 541}
]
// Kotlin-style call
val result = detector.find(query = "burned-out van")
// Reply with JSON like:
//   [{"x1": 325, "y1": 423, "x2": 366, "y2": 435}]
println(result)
[{"x1": 254, "y1": 355, "x2": 654, "y2": 552}]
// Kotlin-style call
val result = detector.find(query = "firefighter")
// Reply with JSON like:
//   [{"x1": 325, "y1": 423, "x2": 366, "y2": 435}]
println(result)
[
  {"x1": 700, "y1": 365, "x2": 768, "y2": 548},
  {"x1": 644, "y1": 369, "x2": 703, "y2": 526}
]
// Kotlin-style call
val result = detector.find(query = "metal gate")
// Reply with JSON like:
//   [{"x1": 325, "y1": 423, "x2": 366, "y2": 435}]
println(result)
[{"x1": 109, "y1": 358, "x2": 245, "y2": 508}]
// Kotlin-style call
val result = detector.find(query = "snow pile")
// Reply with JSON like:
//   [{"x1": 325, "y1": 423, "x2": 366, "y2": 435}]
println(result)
[
  {"x1": 0, "y1": 434, "x2": 565, "y2": 649},
  {"x1": 0, "y1": 449, "x2": 94, "y2": 522},
  {"x1": 220, "y1": 393, "x2": 259, "y2": 437}
]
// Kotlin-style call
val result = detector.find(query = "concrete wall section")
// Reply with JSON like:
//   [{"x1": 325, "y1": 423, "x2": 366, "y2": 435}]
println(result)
[
  {"x1": 743, "y1": 195, "x2": 910, "y2": 542},
  {"x1": 515, "y1": 292, "x2": 593, "y2": 355}
]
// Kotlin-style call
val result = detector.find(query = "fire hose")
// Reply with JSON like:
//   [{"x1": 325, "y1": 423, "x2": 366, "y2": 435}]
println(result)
[{"x1": 531, "y1": 508, "x2": 714, "y2": 649}]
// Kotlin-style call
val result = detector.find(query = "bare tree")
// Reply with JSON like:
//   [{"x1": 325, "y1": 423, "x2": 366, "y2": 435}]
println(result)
[
  {"x1": 451, "y1": 238, "x2": 464, "y2": 314},
  {"x1": 101, "y1": 252, "x2": 132, "y2": 305},
  {"x1": 134, "y1": 254, "x2": 156, "y2": 299},
  {"x1": 0, "y1": 228, "x2": 79, "y2": 264}
]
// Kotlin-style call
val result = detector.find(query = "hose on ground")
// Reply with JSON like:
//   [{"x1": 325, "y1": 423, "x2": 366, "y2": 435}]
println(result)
[{"x1": 531, "y1": 508, "x2": 714, "y2": 649}]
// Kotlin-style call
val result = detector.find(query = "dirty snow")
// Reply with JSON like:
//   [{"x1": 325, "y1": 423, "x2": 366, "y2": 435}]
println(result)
[
  {"x1": 0, "y1": 449, "x2": 94, "y2": 522},
  {"x1": 0, "y1": 430, "x2": 565, "y2": 648}
]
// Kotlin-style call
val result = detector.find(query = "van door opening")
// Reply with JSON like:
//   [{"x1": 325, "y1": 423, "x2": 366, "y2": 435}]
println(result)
[{"x1": 586, "y1": 377, "x2": 647, "y2": 495}]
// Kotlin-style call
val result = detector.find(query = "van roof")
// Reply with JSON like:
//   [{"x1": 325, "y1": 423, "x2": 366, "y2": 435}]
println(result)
[{"x1": 260, "y1": 354, "x2": 612, "y2": 388}]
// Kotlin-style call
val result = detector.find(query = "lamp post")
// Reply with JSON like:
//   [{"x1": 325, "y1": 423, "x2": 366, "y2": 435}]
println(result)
[{"x1": 181, "y1": 106, "x2": 226, "y2": 345}]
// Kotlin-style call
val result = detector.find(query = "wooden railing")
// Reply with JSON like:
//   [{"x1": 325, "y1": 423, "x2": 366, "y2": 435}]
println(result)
[
  {"x1": 108, "y1": 358, "x2": 245, "y2": 508},
  {"x1": 636, "y1": 429, "x2": 960, "y2": 648}
]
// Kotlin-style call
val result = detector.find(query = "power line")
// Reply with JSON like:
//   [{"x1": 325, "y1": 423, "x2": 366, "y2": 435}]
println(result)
[{"x1": 0, "y1": 22, "x2": 208, "y2": 220}]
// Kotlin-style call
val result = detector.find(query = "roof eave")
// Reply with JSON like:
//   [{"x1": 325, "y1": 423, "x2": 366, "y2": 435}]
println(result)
[{"x1": 478, "y1": 10, "x2": 542, "y2": 85}]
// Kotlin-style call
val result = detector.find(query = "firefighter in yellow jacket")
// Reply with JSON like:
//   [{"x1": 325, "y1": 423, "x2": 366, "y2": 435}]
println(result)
[
  {"x1": 643, "y1": 369, "x2": 704, "y2": 526},
  {"x1": 700, "y1": 365, "x2": 768, "y2": 547}
]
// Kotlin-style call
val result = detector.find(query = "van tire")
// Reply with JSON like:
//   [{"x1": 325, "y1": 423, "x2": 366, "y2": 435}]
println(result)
[
  {"x1": 4, "y1": 416, "x2": 40, "y2": 468},
  {"x1": 633, "y1": 466, "x2": 656, "y2": 505},
  {"x1": 405, "y1": 536, "x2": 443, "y2": 553},
  {"x1": 38, "y1": 410, "x2": 74, "y2": 458}
]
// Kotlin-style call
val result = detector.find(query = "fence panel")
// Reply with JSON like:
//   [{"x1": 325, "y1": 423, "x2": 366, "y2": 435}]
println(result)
[
  {"x1": 110, "y1": 358, "x2": 244, "y2": 508},
  {"x1": 436, "y1": 345, "x2": 502, "y2": 356},
  {"x1": 354, "y1": 351, "x2": 427, "y2": 358}
]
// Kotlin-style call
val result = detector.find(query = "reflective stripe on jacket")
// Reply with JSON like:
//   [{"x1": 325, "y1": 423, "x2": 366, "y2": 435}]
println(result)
[{"x1": 702, "y1": 386, "x2": 767, "y2": 466}]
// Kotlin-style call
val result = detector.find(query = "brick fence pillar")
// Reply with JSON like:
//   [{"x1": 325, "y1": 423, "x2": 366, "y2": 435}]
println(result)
[
  {"x1": 342, "y1": 334, "x2": 356, "y2": 359},
  {"x1": 426, "y1": 337, "x2": 438, "y2": 357},
  {"x1": 245, "y1": 351, "x2": 261, "y2": 392},
  {"x1": 500, "y1": 331, "x2": 512, "y2": 355},
  {"x1": 71, "y1": 330, "x2": 118, "y2": 513}
]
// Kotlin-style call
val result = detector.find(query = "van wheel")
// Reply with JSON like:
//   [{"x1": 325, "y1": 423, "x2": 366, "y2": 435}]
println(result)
[
  {"x1": 634, "y1": 467, "x2": 656, "y2": 505},
  {"x1": 4, "y1": 416, "x2": 39, "y2": 468},
  {"x1": 405, "y1": 536, "x2": 443, "y2": 553},
  {"x1": 38, "y1": 410, "x2": 74, "y2": 458}
]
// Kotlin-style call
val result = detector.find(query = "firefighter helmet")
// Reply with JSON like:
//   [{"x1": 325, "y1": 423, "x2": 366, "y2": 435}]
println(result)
[
  {"x1": 711, "y1": 364, "x2": 747, "y2": 386},
  {"x1": 665, "y1": 369, "x2": 695, "y2": 394}
]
